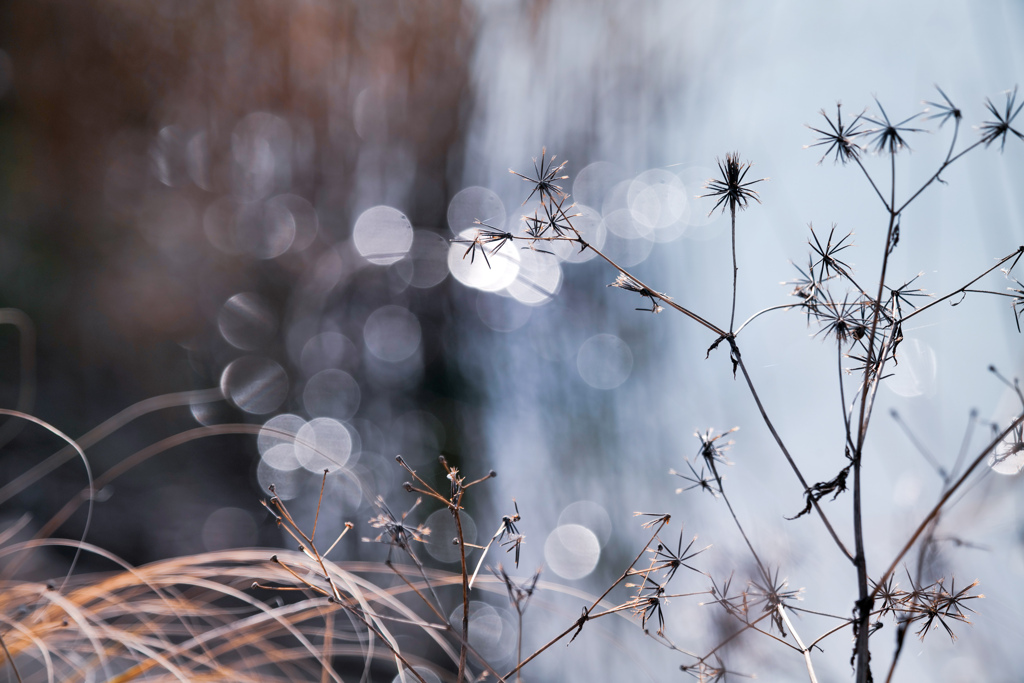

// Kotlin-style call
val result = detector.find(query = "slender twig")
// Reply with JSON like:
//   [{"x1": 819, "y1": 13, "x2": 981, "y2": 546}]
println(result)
[
  {"x1": 778, "y1": 604, "x2": 819, "y2": 683},
  {"x1": 454, "y1": 507, "x2": 470, "y2": 683},
  {"x1": 732, "y1": 348, "x2": 854, "y2": 561},
  {"x1": 734, "y1": 303, "x2": 804, "y2": 336},
  {"x1": 871, "y1": 412, "x2": 1024, "y2": 602},
  {"x1": 899, "y1": 248, "x2": 1023, "y2": 323},
  {"x1": 730, "y1": 203, "x2": 739, "y2": 332},
  {"x1": 0, "y1": 631, "x2": 25, "y2": 683}
]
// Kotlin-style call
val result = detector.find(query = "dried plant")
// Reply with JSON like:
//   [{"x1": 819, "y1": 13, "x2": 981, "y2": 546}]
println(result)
[
  {"x1": 447, "y1": 85, "x2": 1024, "y2": 682},
  {"x1": 3, "y1": 85, "x2": 1023, "y2": 683}
]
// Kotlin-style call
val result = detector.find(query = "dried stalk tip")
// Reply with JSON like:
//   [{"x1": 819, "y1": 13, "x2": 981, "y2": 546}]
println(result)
[{"x1": 701, "y1": 152, "x2": 765, "y2": 215}]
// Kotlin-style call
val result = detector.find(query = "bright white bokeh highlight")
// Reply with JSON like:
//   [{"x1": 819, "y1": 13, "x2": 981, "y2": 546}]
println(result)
[
  {"x1": 353, "y1": 205, "x2": 414, "y2": 265},
  {"x1": 448, "y1": 227, "x2": 521, "y2": 291},
  {"x1": 295, "y1": 417, "x2": 353, "y2": 472},
  {"x1": 544, "y1": 524, "x2": 601, "y2": 580}
]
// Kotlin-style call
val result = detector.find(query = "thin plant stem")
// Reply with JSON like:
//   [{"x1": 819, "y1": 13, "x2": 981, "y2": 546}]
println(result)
[
  {"x1": 731, "y1": 347, "x2": 854, "y2": 561},
  {"x1": 899, "y1": 247, "x2": 1024, "y2": 324},
  {"x1": 714, "y1": 476, "x2": 769, "y2": 585},
  {"x1": 894, "y1": 134, "x2": 980, "y2": 216},
  {"x1": 851, "y1": 153, "x2": 899, "y2": 683},
  {"x1": 730, "y1": 203, "x2": 738, "y2": 333},
  {"x1": 0, "y1": 631, "x2": 25, "y2": 683},
  {"x1": 501, "y1": 518, "x2": 668, "y2": 681},
  {"x1": 454, "y1": 509, "x2": 470, "y2": 683},
  {"x1": 777, "y1": 604, "x2": 819, "y2": 683},
  {"x1": 870, "y1": 412, "x2": 1024, "y2": 603},
  {"x1": 734, "y1": 303, "x2": 804, "y2": 336}
]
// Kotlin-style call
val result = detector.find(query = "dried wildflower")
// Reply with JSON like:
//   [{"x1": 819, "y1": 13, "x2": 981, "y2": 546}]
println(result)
[
  {"x1": 806, "y1": 103, "x2": 867, "y2": 164},
  {"x1": 495, "y1": 499, "x2": 524, "y2": 567},
  {"x1": 634, "y1": 511, "x2": 672, "y2": 528},
  {"x1": 633, "y1": 575, "x2": 667, "y2": 634},
  {"x1": 905, "y1": 577, "x2": 983, "y2": 641},
  {"x1": 813, "y1": 292, "x2": 868, "y2": 345},
  {"x1": 808, "y1": 223, "x2": 854, "y2": 281},
  {"x1": 886, "y1": 273, "x2": 929, "y2": 319},
  {"x1": 864, "y1": 98, "x2": 925, "y2": 155},
  {"x1": 705, "y1": 574, "x2": 745, "y2": 620},
  {"x1": 980, "y1": 86, "x2": 1024, "y2": 151},
  {"x1": 924, "y1": 85, "x2": 962, "y2": 128},
  {"x1": 492, "y1": 564, "x2": 541, "y2": 614},
  {"x1": 452, "y1": 223, "x2": 513, "y2": 267},
  {"x1": 1006, "y1": 272, "x2": 1024, "y2": 333},
  {"x1": 366, "y1": 496, "x2": 430, "y2": 560},
  {"x1": 701, "y1": 153, "x2": 765, "y2": 215},
  {"x1": 524, "y1": 193, "x2": 578, "y2": 241},
  {"x1": 648, "y1": 530, "x2": 709, "y2": 583},
  {"x1": 846, "y1": 345, "x2": 887, "y2": 383},
  {"x1": 681, "y1": 656, "x2": 728, "y2": 683},
  {"x1": 509, "y1": 147, "x2": 569, "y2": 204},
  {"x1": 992, "y1": 421, "x2": 1024, "y2": 470},
  {"x1": 784, "y1": 257, "x2": 828, "y2": 324},
  {"x1": 671, "y1": 461, "x2": 720, "y2": 497},
  {"x1": 474, "y1": 221, "x2": 514, "y2": 251},
  {"x1": 695, "y1": 427, "x2": 737, "y2": 480},
  {"x1": 608, "y1": 272, "x2": 668, "y2": 313},
  {"x1": 750, "y1": 568, "x2": 803, "y2": 635},
  {"x1": 871, "y1": 574, "x2": 907, "y2": 617}
]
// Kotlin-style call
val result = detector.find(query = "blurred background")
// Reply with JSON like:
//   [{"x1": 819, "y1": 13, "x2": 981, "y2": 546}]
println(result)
[{"x1": 1, "y1": 0, "x2": 1023, "y2": 680}]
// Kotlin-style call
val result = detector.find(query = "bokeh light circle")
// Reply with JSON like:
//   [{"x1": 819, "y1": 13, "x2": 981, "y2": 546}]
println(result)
[
  {"x1": 448, "y1": 601, "x2": 515, "y2": 663},
  {"x1": 236, "y1": 198, "x2": 296, "y2": 259},
  {"x1": 425, "y1": 508, "x2": 478, "y2": 563},
  {"x1": 396, "y1": 229, "x2": 450, "y2": 289},
  {"x1": 447, "y1": 186, "x2": 506, "y2": 236},
  {"x1": 363, "y1": 305, "x2": 422, "y2": 362},
  {"x1": 218, "y1": 292, "x2": 276, "y2": 350},
  {"x1": 267, "y1": 193, "x2": 319, "y2": 252},
  {"x1": 300, "y1": 332, "x2": 357, "y2": 376},
  {"x1": 295, "y1": 417, "x2": 353, "y2": 472},
  {"x1": 448, "y1": 228, "x2": 521, "y2": 292},
  {"x1": 258, "y1": 413, "x2": 306, "y2": 456},
  {"x1": 558, "y1": 500, "x2": 613, "y2": 547},
  {"x1": 577, "y1": 334, "x2": 633, "y2": 389},
  {"x1": 544, "y1": 524, "x2": 600, "y2": 579},
  {"x1": 220, "y1": 356, "x2": 288, "y2": 414},
  {"x1": 303, "y1": 369, "x2": 361, "y2": 420},
  {"x1": 549, "y1": 204, "x2": 605, "y2": 263},
  {"x1": 353, "y1": 205, "x2": 414, "y2": 265},
  {"x1": 628, "y1": 168, "x2": 688, "y2": 232},
  {"x1": 573, "y1": 161, "x2": 625, "y2": 209},
  {"x1": 505, "y1": 248, "x2": 562, "y2": 305},
  {"x1": 476, "y1": 293, "x2": 532, "y2": 332}
]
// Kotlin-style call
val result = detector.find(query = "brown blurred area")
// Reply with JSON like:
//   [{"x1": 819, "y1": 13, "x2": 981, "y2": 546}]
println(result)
[
  {"x1": 3, "y1": 0, "x2": 470, "y2": 367},
  {"x1": 0, "y1": 0, "x2": 477, "y2": 564}
]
